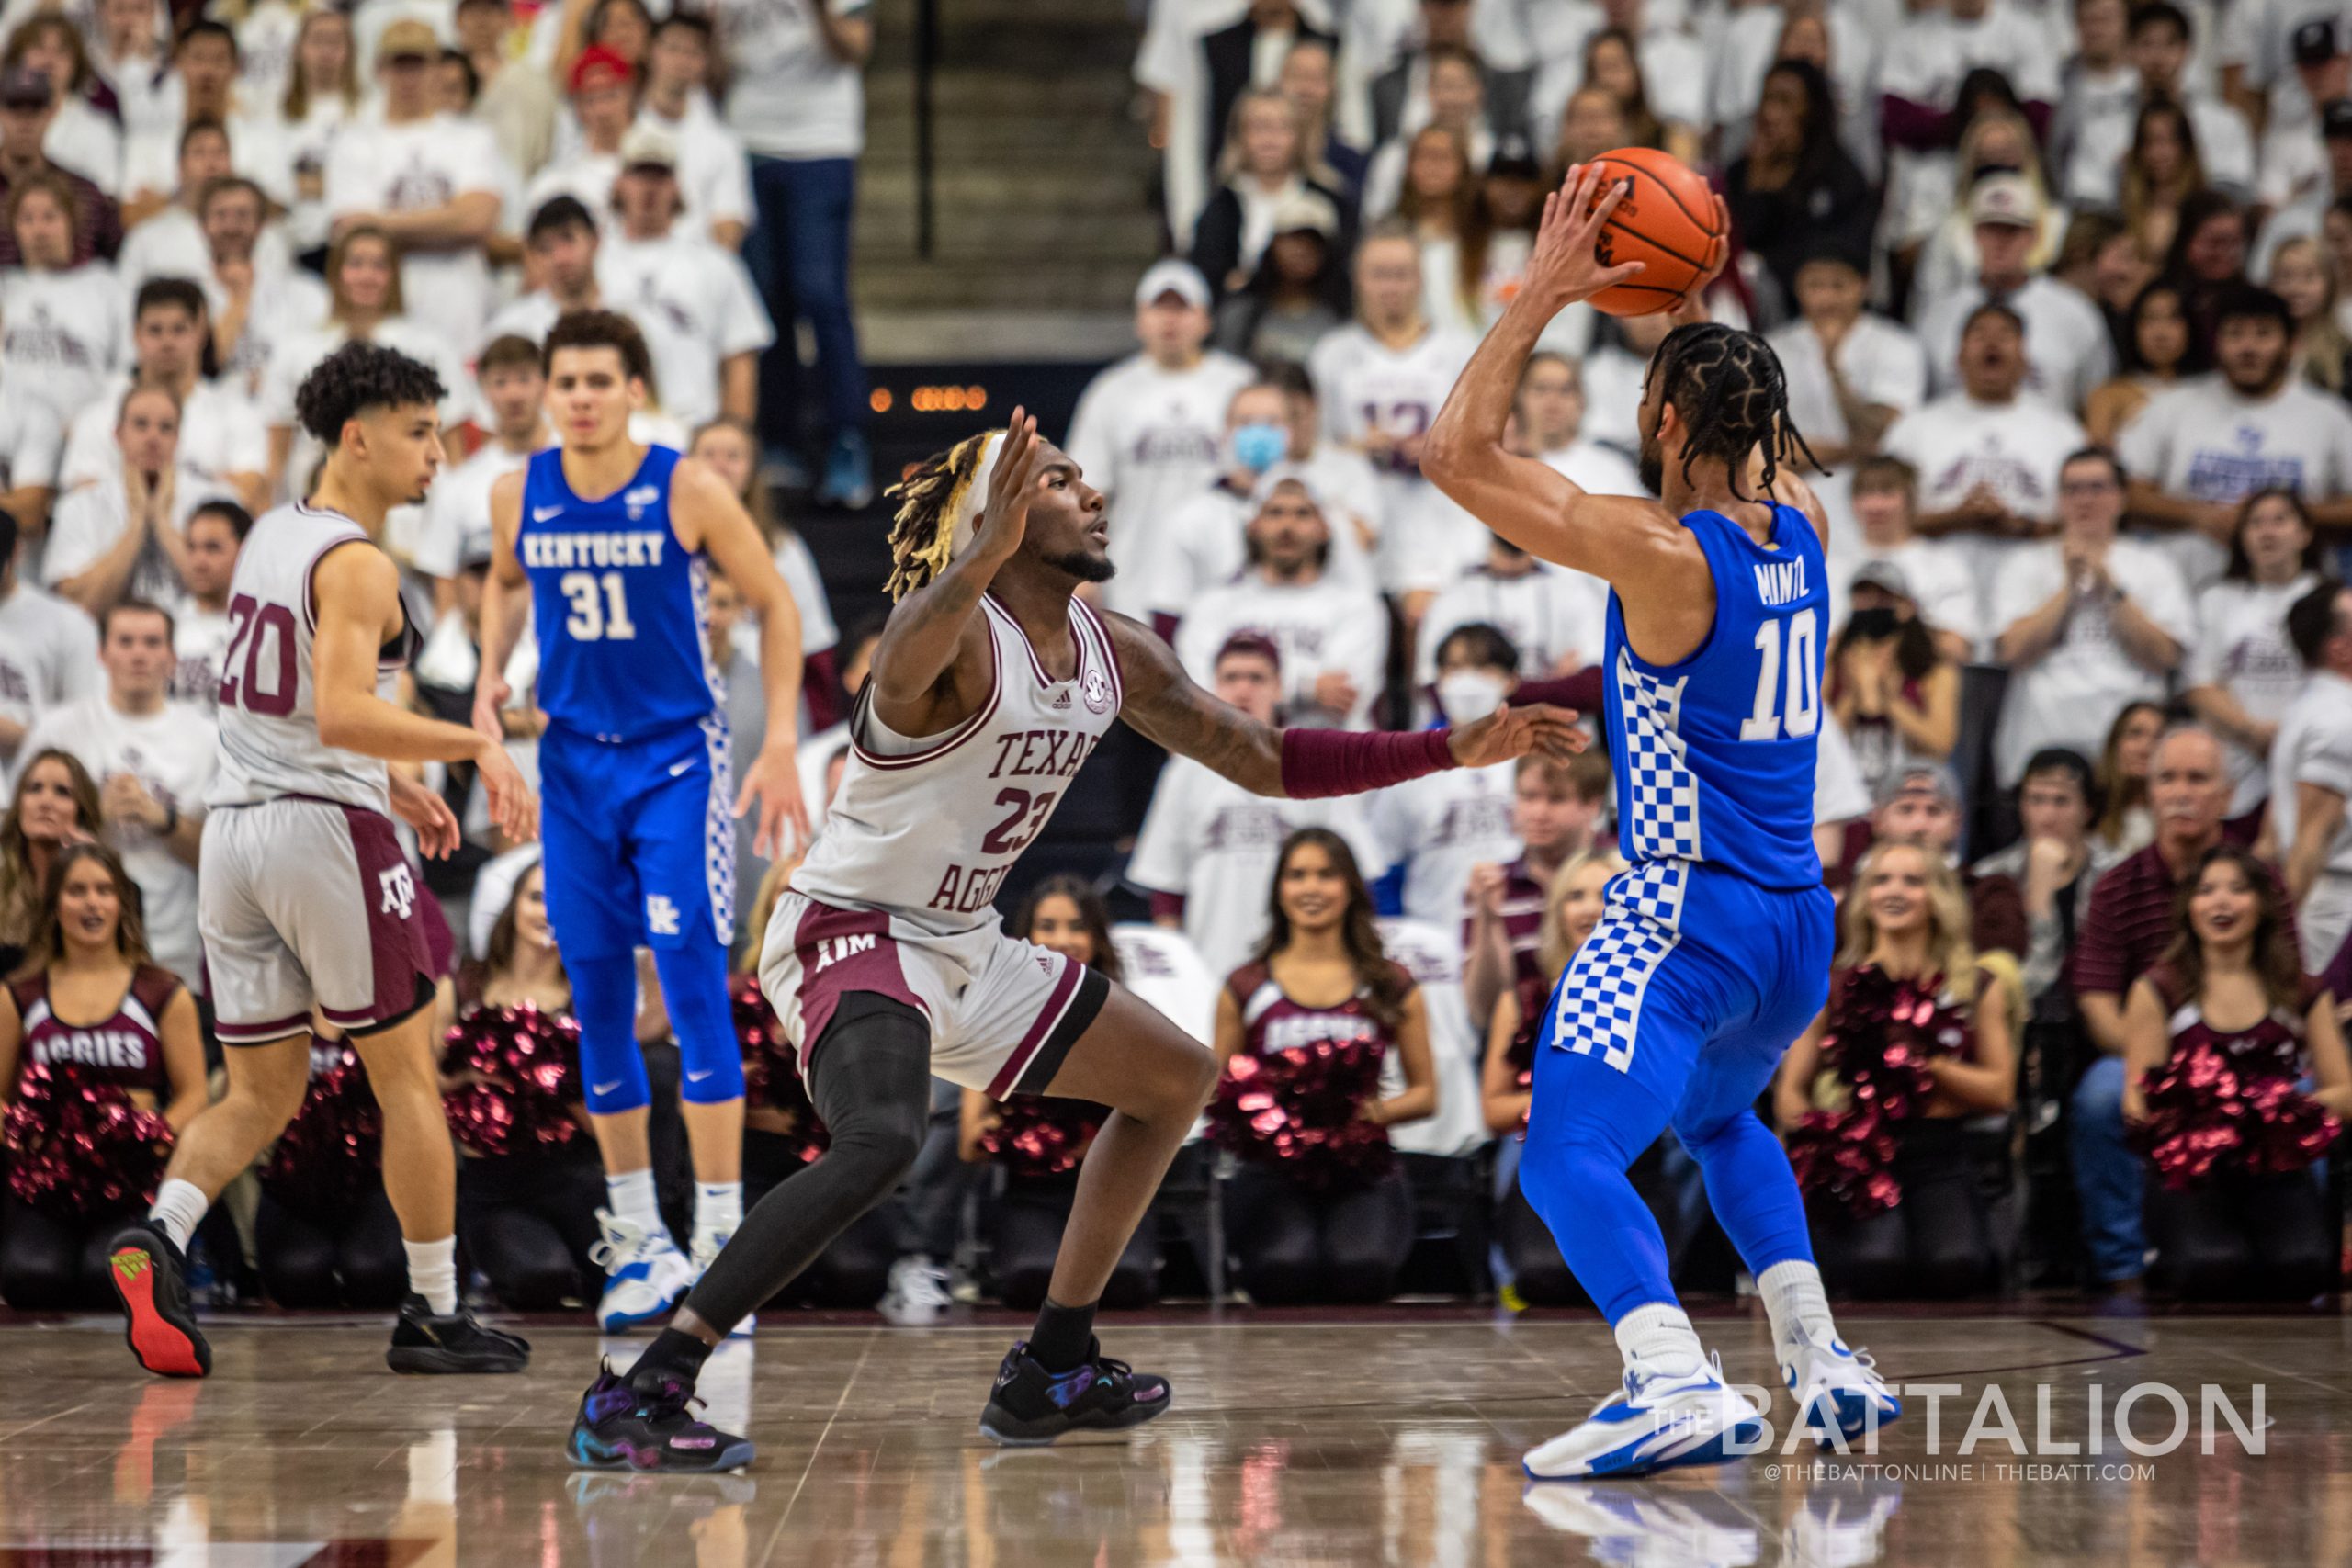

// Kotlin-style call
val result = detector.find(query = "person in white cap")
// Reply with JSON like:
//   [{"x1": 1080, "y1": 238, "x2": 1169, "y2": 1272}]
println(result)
[
  {"x1": 1173, "y1": 469, "x2": 1388, "y2": 728},
  {"x1": 1914, "y1": 172, "x2": 2114, "y2": 413},
  {"x1": 1062, "y1": 258, "x2": 1255, "y2": 621}
]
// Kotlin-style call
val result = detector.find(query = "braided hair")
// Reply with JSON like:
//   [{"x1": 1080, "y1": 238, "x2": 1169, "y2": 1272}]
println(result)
[
  {"x1": 1646, "y1": 323, "x2": 1821, "y2": 500},
  {"x1": 882, "y1": 430, "x2": 1000, "y2": 601}
]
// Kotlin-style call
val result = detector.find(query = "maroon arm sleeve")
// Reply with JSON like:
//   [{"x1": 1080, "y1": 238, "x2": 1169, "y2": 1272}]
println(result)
[
  {"x1": 801, "y1": 647, "x2": 842, "y2": 732},
  {"x1": 1149, "y1": 890, "x2": 1187, "y2": 922},
  {"x1": 1279, "y1": 727, "x2": 1455, "y2": 798},
  {"x1": 1511, "y1": 668, "x2": 1604, "y2": 714}
]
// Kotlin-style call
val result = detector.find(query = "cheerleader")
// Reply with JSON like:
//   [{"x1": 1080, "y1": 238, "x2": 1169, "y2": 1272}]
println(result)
[
  {"x1": 253, "y1": 1024, "x2": 406, "y2": 1309},
  {"x1": 0, "y1": 750, "x2": 103, "y2": 976},
  {"x1": 0, "y1": 845, "x2": 205, "y2": 1309},
  {"x1": 961, "y1": 877, "x2": 1159, "y2": 1311},
  {"x1": 1777, "y1": 841, "x2": 2015, "y2": 1299},
  {"x1": 446, "y1": 864, "x2": 607, "y2": 1311},
  {"x1": 2123, "y1": 843, "x2": 2350, "y2": 1300},
  {"x1": 1210, "y1": 829, "x2": 1434, "y2": 1305}
]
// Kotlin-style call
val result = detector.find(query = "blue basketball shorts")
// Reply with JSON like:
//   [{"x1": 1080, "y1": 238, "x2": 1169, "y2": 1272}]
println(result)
[{"x1": 538, "y1": 716, "x2": 736, "y2": 959}]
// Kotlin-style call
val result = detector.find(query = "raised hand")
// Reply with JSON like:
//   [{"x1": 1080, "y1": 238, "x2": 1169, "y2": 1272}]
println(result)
[
  {"x1": 1446, "y1": 703, "x2": 1589, "y2": 769},
  {"x1": 973, "y1": 409, "x2": 1043, "y2": 561},
  {"x1": 1521, "y1": 164, "x2": 1646, "y2": 315},
  {"x1": 732, "y1": 737, "x2": 811, "y2": 861}
]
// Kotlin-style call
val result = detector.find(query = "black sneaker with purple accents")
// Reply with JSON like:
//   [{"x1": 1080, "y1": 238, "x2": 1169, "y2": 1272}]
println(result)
[
  {"x1": 978, "y1": 1337, "x2": 1171, "y2": 1446},
  {"x1": 567, "y1": 1361, "x2": 755, "y2": 1472}
]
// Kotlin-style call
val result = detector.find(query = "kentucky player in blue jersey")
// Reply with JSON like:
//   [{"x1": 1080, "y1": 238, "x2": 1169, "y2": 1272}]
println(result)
[
  {"x1": 474, "y1": 310, "x2": 811, "y2": 1332},
  {"x1": 1426, "y1": 170, "x2": 1900, "y2": 1480}
]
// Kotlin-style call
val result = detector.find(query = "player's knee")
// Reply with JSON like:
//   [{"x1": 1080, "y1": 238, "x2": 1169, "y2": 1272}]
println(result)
[
  {"x1": 1134, "y1": 1040, "x2": 1217, "y2": 1123},
  {"x1": 234, "y1": 1054, "x2": 311, "y2": 1128},
  {"x1": 826, "y1": 1100, "x2": 925, "y2": 1201}
]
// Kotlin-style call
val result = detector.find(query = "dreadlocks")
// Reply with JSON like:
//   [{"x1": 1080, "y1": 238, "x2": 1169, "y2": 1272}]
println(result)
[
  {"x1": 1646, "y1": 322, "x2": 1821, "y2": 500},
  {"x1": 882, "y1": 430, "x2": 1000, "y2": 601}
]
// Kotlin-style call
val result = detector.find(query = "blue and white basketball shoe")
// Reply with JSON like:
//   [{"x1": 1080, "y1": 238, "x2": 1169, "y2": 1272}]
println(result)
[
  {"x1": 591, "y1": 1211, "x2": 694, "y2": 1332},
  {"x1": 1523, "y1": 1352, "x2": 1767, "y2": 1481},
  {"x1": 1781, "y1": 1326, "x2": 1901, "y2": 1446}
]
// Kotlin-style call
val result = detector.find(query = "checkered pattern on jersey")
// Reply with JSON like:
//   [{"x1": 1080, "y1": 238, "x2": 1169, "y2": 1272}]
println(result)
[
  {"x1": 1614, "y1": 647, "x2": 1702, "y2": 863},
  {"x1": 1551, "y1": 863, "x2": 1686, "y2": 1074},
  {"x1": 700, "y1": 712, "x2": 737, "y2": 934}
]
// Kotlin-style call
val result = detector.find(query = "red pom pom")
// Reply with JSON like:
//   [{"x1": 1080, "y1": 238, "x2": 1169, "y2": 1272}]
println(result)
[
  {"x1": 980, "y1": 1097, "x2": 1106, "y2": 1179},
  {"x1": 734, "y1": 976, "x2": 827, "y2": 1163},
  {"x1": 5, "y1": 1060, "x2": 173, "y2": 1219},
  {"x1": 439, "y1": 1003, "x2": 585, "y2": 1157},
  {"x1": 262, "y1": 1041, "x2": 382, "y2": 1203},
  {"x1": 1206, "y1": 1021, "x2": 1395, "y2": 1191}
]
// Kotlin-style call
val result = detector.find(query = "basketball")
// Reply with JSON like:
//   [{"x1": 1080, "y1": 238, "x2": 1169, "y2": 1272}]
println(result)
[{"x1": 1579, "y1": 147, "x2": 1728, "y2": 317}]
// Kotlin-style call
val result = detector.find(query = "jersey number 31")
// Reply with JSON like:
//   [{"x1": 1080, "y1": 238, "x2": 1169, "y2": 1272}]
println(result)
[
  {"x1": 560, "y1": 571, "x2": 639, "y2": 641},
  {"x1": 1739, "y1": 609, "x2": 1819, "y2": 742}
]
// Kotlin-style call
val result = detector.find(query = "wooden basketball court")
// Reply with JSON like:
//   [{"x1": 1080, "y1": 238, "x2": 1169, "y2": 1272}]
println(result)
[{"x1": 1, "y1": 1306, "x2": 2341, "y2": 1564}]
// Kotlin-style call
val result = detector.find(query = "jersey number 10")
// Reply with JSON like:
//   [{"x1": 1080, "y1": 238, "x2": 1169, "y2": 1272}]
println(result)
[
  {"x1": 1739, "y1": 608, "x2": 1820, "y2": 742},
  {"x1": 560, "y1": 571, "x2": 639, "y2": 642}
]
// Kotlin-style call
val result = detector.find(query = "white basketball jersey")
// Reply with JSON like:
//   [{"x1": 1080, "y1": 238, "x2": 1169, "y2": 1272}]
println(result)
[
  {"x1": 207, "y1": 502, "x2": 421, "y2": 816},
  {"x1": 793, "y1": 593, "x2": 1125, "y2": 937}
]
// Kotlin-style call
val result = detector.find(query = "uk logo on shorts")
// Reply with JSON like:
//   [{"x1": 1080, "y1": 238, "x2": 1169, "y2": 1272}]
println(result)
[
  {"x1": 647, "y1": 895, "x2": 681, "y2": 937},
  {"x1": 1081, "y1": 667, "x2": 1113, "y2": 715},
  {"x1": 378, "y1": 864, "x2": 416, "y2": 920}
]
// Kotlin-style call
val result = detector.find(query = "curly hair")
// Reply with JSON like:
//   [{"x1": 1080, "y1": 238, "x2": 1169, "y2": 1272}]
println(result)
[
  {"x1": 1646, "y1": 321, "x2": 1821, "y2": 499},
  {"x1": 1251, "y1": 828, "x2": 1412, "y2": 1031},
  {"x1": 883, "y1": 430, "x2": 999, "y2": 601},
  {"x1": 294, "y1": 339, "x2": 447, "y2": 446}
]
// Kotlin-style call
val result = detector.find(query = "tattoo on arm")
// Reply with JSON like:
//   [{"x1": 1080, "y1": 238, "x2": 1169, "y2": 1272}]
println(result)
[{"x1": 1106, "y1": 613, "x2": 1285, "y2": 795}]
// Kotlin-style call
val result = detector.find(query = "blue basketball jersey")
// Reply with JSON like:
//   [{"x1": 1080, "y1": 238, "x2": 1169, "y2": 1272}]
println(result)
[
  {"x1": 517, "y1": 444, "x2": 719, "y2": 741},
  {"x1": 1603, "y1": 502, "x2": 1825, "y2": 891}
]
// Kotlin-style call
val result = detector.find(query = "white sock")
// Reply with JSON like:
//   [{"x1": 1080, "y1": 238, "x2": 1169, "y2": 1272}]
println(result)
[
  {"x1": 692, "y1": 1181, "x2": 741, "y2": 1252},
  {"x1": 605, "y1": 1168, "x2": 668, "y2": 1239},
  {"x1": 403, "y1": 1235, "x2": 459, "y2": 1316},
  {"x1": 148, "y1": 1179, "x2": 209, "y2": 1254},
  {"x1": 1613, "y1": 1302, "x2": 1705, "y2": 1376},
  {"x1": 1757, "y1": 1259, "x2": 1838, "y2": 1357}
]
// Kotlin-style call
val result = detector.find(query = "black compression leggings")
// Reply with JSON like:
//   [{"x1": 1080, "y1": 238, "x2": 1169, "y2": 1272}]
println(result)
[
  {"x1": 682, "y1": 992, "x2": 933, "y2": 1334},
  {"x1": 254, "y1": 1182, "x2": 408, "y2": 1309},
  {"x1": 741, "y1": 1128, "x2": 895, "y2": 1308}
]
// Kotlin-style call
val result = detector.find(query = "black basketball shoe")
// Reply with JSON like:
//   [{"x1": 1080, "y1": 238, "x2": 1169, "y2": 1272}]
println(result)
[
  {"x1": 384, "y1": 1294, "x2": 531, "y2": 1374},
  {"x1": 978, "y1": 1337, "x2": 1171, "y2": 1446},
  {"x1": 107, "y1": 1219, "x2": 210, "y2": 1378},
  {"x1": 567, "y1": 1361, "x2": 756, "y2": 1472}
]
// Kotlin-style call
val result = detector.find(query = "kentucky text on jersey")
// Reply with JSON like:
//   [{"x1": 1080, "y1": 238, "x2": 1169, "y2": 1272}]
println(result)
[{"x1": 518, "y1": 530, "x2": 671, "y2": 570}]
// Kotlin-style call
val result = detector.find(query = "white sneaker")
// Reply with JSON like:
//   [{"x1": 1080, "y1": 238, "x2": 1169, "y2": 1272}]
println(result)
[
  {"x1": 589, "y1": 1210, "x2": 693, "y2": 1332},
  {"x1": 1522, "y1": 1352, "x2": 1767, "y2": 1482},
  {"x1": 1521, "y1": 1483, "x2": 1763, "y2": 1565},
  {"x1": 877, "y1": 1255, "x2": 951, "y2": 1325},
  {"x1": 1781, "y1": 1328, "x2": 1900, "y2": 1447},
  {"x1": 689, "y1": 1233, "x2": 753, "y2": 1339}
]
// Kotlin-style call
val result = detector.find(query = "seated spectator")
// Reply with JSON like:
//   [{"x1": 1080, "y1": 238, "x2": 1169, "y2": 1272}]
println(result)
[
  {"x1": 253, "y1": 1025, "x2": 407, "y2": 1310},
  {"x1": 170, "y1": 499, "x2": 245, "y2": 710},
  {"x1": 962, "y1": 879, "x2": 1157, "y2": 1311},
  {"x1": 2052, "y1": 208, "x2": 2153, "y2": 355},
  {"x1": 1778, "y1": 841, "x2": 2014, "y2": 1299},
  {"x1": 1364, "y1": 623, "x2": 1525, "y2": 925},
  {"x1": 0, "y1": 749, "x2": 98, "y2": 973},
  {"x1": 1829, "y1": 561, "x2": 1962, "y2": 801},
  {"x1": 0, "y1": 63, "x2": 123, "y2": 265},
  {"x1": 260, "y1": 226, "x2": 469, "y2": 505},
  {"x1": 324, "y1": 17, "x2": 504, "y2": 353},
  {"x1": 0, "y1": 842, "x2": 205, "y2": 1310},
  {"x1": 1393, "y1": 124, "x2": 1474, "y2": 312},
  {"x1": 1191, "y1": 87, "x2": 1352, "y2": 302},
  {"x1": 1265, "y1": 358, "x2": 1388, "y2": 576},
  {"x1": 1767, "y1": 248, "x2": 1929, "y2": 544},
  {"x1": 1916, "y1": 175, "x2": 2115, "y2": 413},
  {"x1": 46, "y1": 386, "x2": 230, "y2": 615},
  {"x1": 2084, "y1": 279, "x2": 2203, "y2": 446},
  {"x1": 0, "y1": 515, "x2": 99, "y2": 770},
  {"x1": 2071, "y1": 722, "x2": 2286, "y2": 1292},
  {"x1": 2257, "y1": 99, "x2": 2352, "y2": 286},
  {"x1": 2187, "y1": 490, "x2": 2326, "y2": 823},
  {"x1": 597, "y1": 128, "x2": 775, "y2": 429},
  {"x1": 0, "y1": 391, "x2": 62, "y2": 540},
  {"x1": 1462, "y1": 750, "x2": 1611, "y2": 1023},
  {"x1": 1210, "y1": 829, "x2": 1434, "y2": 1306},
  {"x1": 1991, "y1": 447, "x2": 2192, "y2": 786},
  {"x1": 1972, "y1": 747, "x2": 2118, "y2": 1005},
  {"x1": 2161, "y1": 189, "x2": 2253, "y2": 349},
  {"x1": 2121, "y1": 842, "x2": 2348, "y2": 1299},
  {"x1": 3, "y1": 17, "x2": 122, "y2": 197},
  {"x1": 455, "y1": 0, "x2": 559, "y2": 187},
  {"x1": 1578, "y1": 24, "x2": 1698, "y2": 166},
  {"x1": 2250, "y1": 19, "x2": 2346, "y2": 222},
  {"x1": 519, "y1": 45, "x2": 639, "y2": 230},
  {"x1": 1898, "y1": 102, "x2": 2064, "y2": 310},
  {"x1": 1174, "y1": 471, "x2": 1387, "y2": 728},
  {"x1": 1551, "y1": 83, "x2": 1630, "y2": 171},
  {"x1": 1, "y1": 170, "x2": 123, "y2": 447},
  {"x1": 416, "y1": 337, "x2": 552, "y2": 611},
  {"x1": 2271, "y1": 234, "x2": 2352, "y2": 390},
  {"x1": 688, "y1": 417, "x2": 842, "y2": 736},
  {"x1": 23, "y1": 601, "x2": 214, "y2": 991},
  {"x1": 2093, "y1": 699, "x2": 2166, "y2": 859},
  {"x1": 1413, "y1": 527, "x2": 1606, "y2": 697},
  {"x1": 2120, "y1": 283, "x2": 2352, "y2": 589},
  {"x1": 1725, "y1": 62, "x2": 1878, "y2": 312},
  {"x1": 118, "y1": 21, "x2": 243, "y2": 224},
  {"x1": 1863, "y1": 762, "x2": 2030, "y2": 957},
  {"x1": 1882, "y1": 303, "x2": 2087, "y2": 584},
  {"x1": 1368, "y1": 0, "x2": 1529, "y2": 161},
  {"x1": 1826, "y1": 457, "x2": 1982, "y2": 660},
  {"x1": 2112, "y1": 98, "x2": 2209, "y2": 268},
  {"x1": 447, "y1": 863, "x2": 608, "y2": 1312},
  {"x1": 1366, "y1": 42, "x2": 1498, "y2": 222},
  {"x1": 58, "y1": 278, "x2": 266, "y2": 513},
  {"x1": 2064, "y1": 0, "x2": 2254, "y2": 207},
  {"x1": 251, "y1": 8, "x2": 359, "y2": 263},
  {"x1": 1520, "y1": 350, "x2": 1638, "y2": 496},
  {"x1": 1209, "y1": 191, "x2": 1351, "y2": 364},
  {"x1": 1066, "y1": 259, "x2": 1256, "y2": 623},
  {"x1": 2054, "y1": 0, "x2": 2135, "y2": 178},
  {"x1": 198, "y1": 175, "x2": 328, "y2": 403},
  {"x1": 1279, "y1": 37, "x2": 1366, "y2": 216},
  {"x1": 2274, "y1": 581, "x2": 2352, "y2": 970}
]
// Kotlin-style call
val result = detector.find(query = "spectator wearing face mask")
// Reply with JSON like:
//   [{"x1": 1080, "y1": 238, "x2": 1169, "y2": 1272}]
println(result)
[
  {"x1": 169, "y1": 498, "x2": 245, "y2": 710},
  {"x1": 2119, "y1": 283, "x2": 2352, "y2": 590},
  {"x1": 1828, "y1": 561, "x2": 1962, "y2": 804},
  {"x1": 1174, "y1": 471, "x2": 1387, "y2": 729},
  {"x1": 1363, "y1": 622, "x2": 1525, "y2": 925}
]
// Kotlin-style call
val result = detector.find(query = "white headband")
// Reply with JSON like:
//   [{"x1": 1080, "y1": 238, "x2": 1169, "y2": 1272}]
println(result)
[{"x1": 945, "y1": 430, "x2": 1007, "y2": 564}]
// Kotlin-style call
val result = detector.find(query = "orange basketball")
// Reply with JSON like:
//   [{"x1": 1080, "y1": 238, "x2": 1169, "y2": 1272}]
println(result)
[{"x1": 1580, "y1": 147, "x2": 1728, "y2": 317}]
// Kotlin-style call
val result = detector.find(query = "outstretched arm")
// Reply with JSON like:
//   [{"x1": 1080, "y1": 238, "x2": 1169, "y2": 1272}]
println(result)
[
  {"x1": 1105, "y1": 612, "x2": 1584, "y2": 797},
  {"x1": 472, "y1": 471, "x2": 531, "y2": 742}
]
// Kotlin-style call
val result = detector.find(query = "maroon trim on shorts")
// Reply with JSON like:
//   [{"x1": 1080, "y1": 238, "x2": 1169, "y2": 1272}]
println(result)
[
  {"x1": 216, "y1": 1010, "x2": 313, "y2": 1046},
  {"x1": 985, "y1": 956, "x2": 1083, "y2": 1099},
  {"x1": 328, "y1": 801, "x2": 435, "y2": 1031},
  {"x1": 789, "y1": 899, "x2": 927, "y2": 1075}
]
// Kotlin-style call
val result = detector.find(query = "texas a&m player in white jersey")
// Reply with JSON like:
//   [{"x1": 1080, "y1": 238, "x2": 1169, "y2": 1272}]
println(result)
[
  {"x1": 107, "y1": 342, "x2": 538, "y2": 1381},
  {"x1": 564, "y1": 412, "x2": 1582, "y2": 1472}
]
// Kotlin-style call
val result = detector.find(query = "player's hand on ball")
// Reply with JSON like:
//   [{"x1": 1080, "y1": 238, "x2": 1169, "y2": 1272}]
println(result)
[
  {"x1": 389, "y1": 771, "x2": 462, "y2": 860},
  {"x1": 475, "y1": 740, "x2": 538, "y2": 843},
  {"x1": 1524, "y1": 164, "x2": 1645, "y2": 312},
  {"x1": 734, "y1": 739, "x2": 810, "y2": 861},
  {"x1": 471, "y1": 673, "x2": 512, "y2": 748},
  {"x1": 975, "y1": 409, "x2": 1043, "y2": 560},
  {"x1": 1447, "y1": 703, "x2": 1588, "y2": 769}
]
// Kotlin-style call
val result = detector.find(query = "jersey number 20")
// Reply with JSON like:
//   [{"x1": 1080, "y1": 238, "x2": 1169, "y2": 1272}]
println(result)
[
  {"x1": 560, "y1": 571, "x2": 638, "y2": 641},
  {"x1": 1739, "y1": 609, "x2": 1819, "y2": 742}
]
